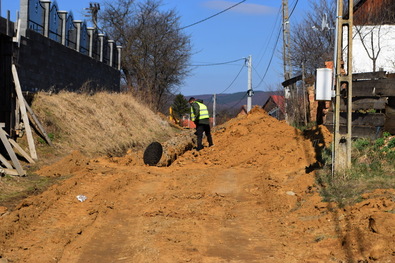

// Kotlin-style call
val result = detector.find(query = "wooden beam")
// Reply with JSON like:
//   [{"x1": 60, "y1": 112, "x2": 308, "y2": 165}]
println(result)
[
  {"x1": 281, "y1": 75, "x2": 302, "y2": 87},
  {"x1": 8, "y1": 138, "x2": 36, "y2": 164},
  {"x1": 352, "y1": 71, "x2": 387, "y2": 81},
  {"x1": 0, "y1": 153, "x2": 14, "y2": 169},
  {"x1": 24, "y1": 97, "x2": 53, "y2": 146},
  {"x1": 0, "y1": 168, "x2": 20, "y2": 176},
  {"x1": 339, "y1": 97, "x2": 387, "y2": 111},
  {"x1": 325, "y1": 124, "x2": 382, "y2": 140},
  {"x1": 0, "y1": 128, "x2": 25, "y2": 176},
  {"x1": 325, "y1": 112, "x2": 385, "y2": 127},
  {"x1": 352, "y1": 79, "x2": 395, "y2": 97},
  {"x1": 11, "y1": 64, "x2": 38, "y2": 160}
]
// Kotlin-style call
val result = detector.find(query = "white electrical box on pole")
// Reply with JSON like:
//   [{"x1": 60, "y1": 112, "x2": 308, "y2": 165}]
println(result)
[{"x1": 247, "y1": 55, "x2": 253, "y2": 113}]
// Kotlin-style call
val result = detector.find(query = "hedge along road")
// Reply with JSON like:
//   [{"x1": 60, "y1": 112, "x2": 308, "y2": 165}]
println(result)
[{"x1": 0, "y1": 107, "x2": 395, "y2": 262}]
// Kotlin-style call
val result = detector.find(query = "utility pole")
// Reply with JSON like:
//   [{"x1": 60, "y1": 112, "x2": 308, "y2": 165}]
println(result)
[
  {"x1": 333, "y1": 0, "x2": 353, "y2": 173},
  {"x1": 282, "y1": 0, "x2": 292, "y2": 123},
  {"x1": 247, "y1": 55, "x2": 253, "y2": 113},
  {"x1": 213, "y1": 94, "x2": 216, "y2": 127},
  {"x1": 85, "y1": 2, "x2": 100, "y2": 29}
]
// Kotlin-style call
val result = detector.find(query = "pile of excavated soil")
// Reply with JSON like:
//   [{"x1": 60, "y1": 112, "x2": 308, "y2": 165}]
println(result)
[
  {"x1": 0, "y1": 107, "x2": 394, "y2": 262},
  {"x1": 174, "y1": 107, "x2": 316, "y2": 170}
]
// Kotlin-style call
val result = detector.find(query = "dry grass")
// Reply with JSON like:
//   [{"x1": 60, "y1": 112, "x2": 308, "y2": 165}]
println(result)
[
  {"x1": 31, "y1": 91, "x2": 180, "y2": 158},
  {"x1": 1, "y1": 91, "x2": 182, "y2": 209}
]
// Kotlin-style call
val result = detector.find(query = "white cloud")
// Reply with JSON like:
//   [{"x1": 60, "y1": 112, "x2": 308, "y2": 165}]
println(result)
[{"x1": 203, "y1": 0, "x2": 277, "y2": 15}]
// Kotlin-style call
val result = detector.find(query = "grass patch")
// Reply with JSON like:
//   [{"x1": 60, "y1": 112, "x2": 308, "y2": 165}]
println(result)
[
  {"x1": 0, "y1": 173, "x2": 65, "y2": 210},
  {"x1": 316, "y1": 134, "x2": 395, "y2": 207}
]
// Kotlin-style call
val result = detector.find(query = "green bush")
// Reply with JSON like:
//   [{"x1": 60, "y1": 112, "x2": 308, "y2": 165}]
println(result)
[
  {"x1": 374, "y1": 137, "x2": 385, "y2": 148},
  {"x1": 353, "y1": 138, "x2": 370, "y2": 151},
  {"x1": 387, "y1": 137, "x2": 395, "y2": 149}
]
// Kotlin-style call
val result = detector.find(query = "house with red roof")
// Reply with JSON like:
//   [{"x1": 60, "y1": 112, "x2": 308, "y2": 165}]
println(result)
[{"x1": 262, "y1": 95, "x2": 285, "y2": 120}]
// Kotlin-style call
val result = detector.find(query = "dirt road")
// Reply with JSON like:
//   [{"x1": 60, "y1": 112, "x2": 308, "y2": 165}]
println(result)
[{"x1": 1, "y1": 108, "x2": 394, "y2": 262}]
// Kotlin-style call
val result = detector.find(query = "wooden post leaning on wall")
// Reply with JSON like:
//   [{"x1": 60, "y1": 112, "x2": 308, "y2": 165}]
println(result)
[
  {"x1": 11, "y1": 64, "x2": 38, "y2": 161},
  {"x1": 0, "y1": 124, "x2": 26, "y2": 176}
]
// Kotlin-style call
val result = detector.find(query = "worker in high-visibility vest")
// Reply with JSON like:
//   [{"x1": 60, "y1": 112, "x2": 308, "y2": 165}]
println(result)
[{"x1": 189, "y1": 97, "x2": 214, "y2": 151}]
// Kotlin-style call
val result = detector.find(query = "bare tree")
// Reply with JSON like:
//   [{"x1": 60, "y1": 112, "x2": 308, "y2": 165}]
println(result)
[
  {"x1": 100, "y1": 0, "x2": 192, "y2": 111},
  {"x1": 354, "y1": 25, "x2": 384, "y2": 72},
  {"x1": 290, "y1": 0, "x2": 337, "y2": 76},
  {"x1": 353, "y1": 0, "x2": 395, "y2": 73}
]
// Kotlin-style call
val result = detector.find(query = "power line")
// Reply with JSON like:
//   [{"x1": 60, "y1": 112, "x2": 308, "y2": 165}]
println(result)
[
  {"x1": 228, "y1": 92, "x2": 248, "y2": 109},
  {"x1": 253, "y1": 26, "x2": 282, "y2": 89},
  {"x1": 219, "y1": 62, "x2": 246, "y2": 94},
  {"x1": 180, "y1": 0, "x2": 247, "y2": 30},
  {"x1": 289, "y1": 0, "x2": 299, "y2": 18},
  {"x1": 190, "y1": 58, "x2": 245, "y2": 67},
  {"x1": 254, "y1": 0, "x2": 299, "y2": 90},
  {"x1": 255, "y1": 3, "x2": 282, "y2": 68}
]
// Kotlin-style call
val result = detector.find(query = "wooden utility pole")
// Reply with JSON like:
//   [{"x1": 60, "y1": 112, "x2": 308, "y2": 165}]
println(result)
[
  {"x1": 282, "y1": 0, "x2": 292, "y2": 123},
  {"x1": 333, "y1": 0, "x2": 353, "y2": 172}
]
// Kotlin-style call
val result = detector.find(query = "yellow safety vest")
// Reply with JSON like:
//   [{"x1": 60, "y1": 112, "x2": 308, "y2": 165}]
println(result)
[{"x1": 190, "y1": 101, "x2": 209, "y2": 121}]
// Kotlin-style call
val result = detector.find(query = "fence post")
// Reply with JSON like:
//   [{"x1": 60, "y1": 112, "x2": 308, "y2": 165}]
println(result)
[
  {"x1": 108, "y1": 40, "x2": 114, "y2": 67},
  {"x1": 117, "y1": 46, "x2": 122, "y2": 71},
  {"x1": 58, "y1": 10, "x2": 67, "y2": 45},
  {"x1": 41, "y1": 0, "x2": 51, "y2": 37},
  {"x1": 73, "y1": 20, "x2": 82, "y2": 52},
  {"x1": 98, "y1": 33, "x2": 104, "y2": 62},
  {"x1": 19, "y1": 0, "x2": 29, "y2": 37},
  {"x1": 87, "y1": 27, "x2": 94, "y2": 57}
]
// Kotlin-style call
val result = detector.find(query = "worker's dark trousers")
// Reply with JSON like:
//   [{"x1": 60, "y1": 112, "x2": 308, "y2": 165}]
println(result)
[{"x1": 196, "y1": 123, "x2": 213, "y2": 150}]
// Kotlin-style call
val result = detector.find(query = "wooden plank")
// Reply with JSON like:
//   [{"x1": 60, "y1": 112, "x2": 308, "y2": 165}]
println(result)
[
  {"x1": 1, "y1": 128, "x2": 35, "y2": 164},
  {"x1": 0, "y1": 128, "x2": 25, "y2": 176},
  {"x1": 0, "y1": 153, "x2": 14, "y2": 169},
  {"x1": 8, "y1": 138, "x2": 36, "y2": 164},
  {"x1": 0, "y1": 168, "x2": 20, "y2": 176},
  {"x1": 24, "y1": 97, "x2": 53, "y2": 146},
  {"x1": 11, "y1": 64, "x2": 37, "y2": 160},
  {"x1": 325, "y1": 112, "x2": 385, "y2": 126},
  {"x1": 352, "y1": 79, "x2": 395, "y2": 97},
  {"x1": 281, "y1": 75, "x2": 302, "y2": 87},
  {"x1": 352, "y1": 71, "x2": 387, "y2": 81},
  {"x1": 339, "y1": 97, "x2": 387, "y2": 111}
]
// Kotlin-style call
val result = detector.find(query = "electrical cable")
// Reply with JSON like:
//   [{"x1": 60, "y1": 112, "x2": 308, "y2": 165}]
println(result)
[
  {"x1": 190, "y1": 58, "x2": 245, "y2": 67},
  {"x1": 289, "y1": 0, "x2": 299, "y2": 19},
  {"x1": 228, "y1": 92, "x2": 248, "y2": 109},
  {"x1": 219, "y1": 61, "x2": 246, "y2": 94},
  {"x1": 253, "y1": 26, "x2": 282, "y2": 89},
  {"x1": 252, "y1": 64, "x2": 263, "y2": 81},
  {"x1": 255, "y1": 3, "x2": 282, "y2": 68},
  {"x1": 253, "y1": 0, "x2": 299, "y2": 90},
  {"x1": 180, "y1": 0, "x2": 247, "y2": 30}
]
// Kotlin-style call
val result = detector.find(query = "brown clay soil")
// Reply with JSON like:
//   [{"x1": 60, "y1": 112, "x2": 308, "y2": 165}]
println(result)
[{"x1": 1, "y1": 107, "x2": 395, "y2": 262}]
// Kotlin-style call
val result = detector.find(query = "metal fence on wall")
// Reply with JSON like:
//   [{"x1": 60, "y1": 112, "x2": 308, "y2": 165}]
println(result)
[{"x1": 22, "y1": 0, "x2": 121, "y2": 70}]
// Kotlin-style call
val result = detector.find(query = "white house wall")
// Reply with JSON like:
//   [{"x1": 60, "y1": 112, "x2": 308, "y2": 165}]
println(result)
[{"x1": 343, "y1": 25, "x2": 395, "y2": 73}]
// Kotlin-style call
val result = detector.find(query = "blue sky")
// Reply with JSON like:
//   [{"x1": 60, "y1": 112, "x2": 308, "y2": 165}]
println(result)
[{"x1": 2, "y1": 0, "x2": 311, "y2": 98}]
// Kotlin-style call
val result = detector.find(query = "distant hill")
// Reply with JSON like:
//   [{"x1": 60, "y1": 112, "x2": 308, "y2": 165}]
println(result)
[{"x1": 190, "y1": 91, "x2": 282, "y2": 111}]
